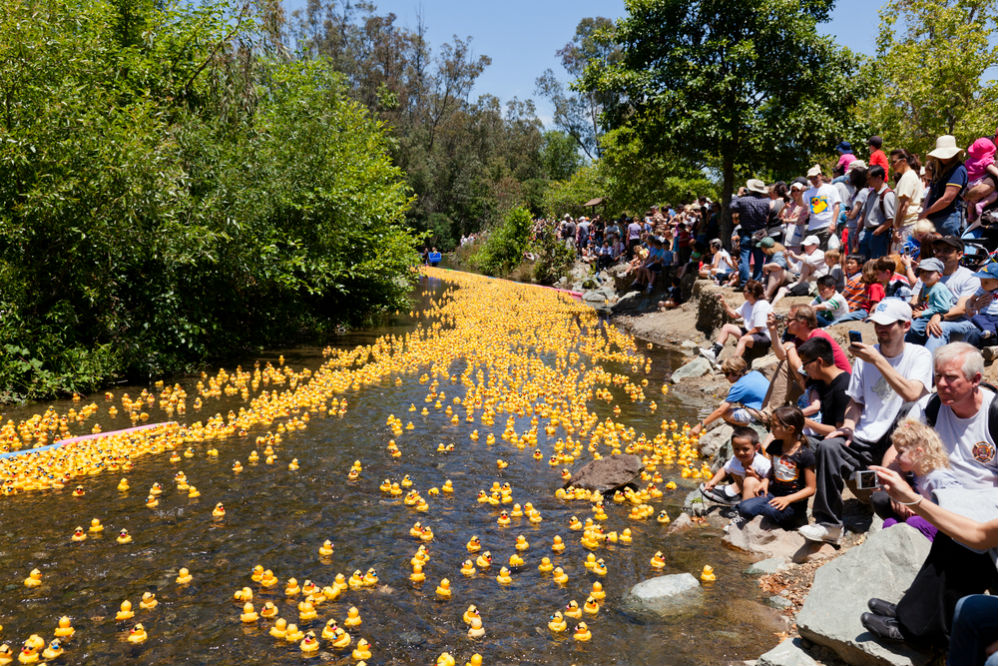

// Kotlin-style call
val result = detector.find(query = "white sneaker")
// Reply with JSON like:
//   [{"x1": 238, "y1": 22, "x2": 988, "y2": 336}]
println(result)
[
  {"x1": 798, "y1": 523, "x2": 842, "y2": 545},
  {"x1": 698, "y1": 347, "x2": 718, "y2": 363}
]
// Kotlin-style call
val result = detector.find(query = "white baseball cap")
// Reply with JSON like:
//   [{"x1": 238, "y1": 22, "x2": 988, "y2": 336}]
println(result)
[{"x1": 866, "y1": 298, "x2": 913, "y2": 325}]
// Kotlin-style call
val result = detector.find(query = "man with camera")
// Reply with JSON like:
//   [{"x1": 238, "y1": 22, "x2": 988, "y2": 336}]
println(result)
[{"x1": 799, "y1": 299, "x2": 932, "y2": 545}]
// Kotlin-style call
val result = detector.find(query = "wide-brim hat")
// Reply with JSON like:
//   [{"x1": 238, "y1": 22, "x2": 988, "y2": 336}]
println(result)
[
  {"x1": 973, "y1": 263, "x2": 998, "y2": 281},
  {"x1": 928, "y1": 135, "x2": 963, "y2": 160},
  {"x1": 746, "y1": 179, "x2": 768, "y2": 195},
  {"x1": 835, "y1": 141, "x2": 853, "y2": 153}
]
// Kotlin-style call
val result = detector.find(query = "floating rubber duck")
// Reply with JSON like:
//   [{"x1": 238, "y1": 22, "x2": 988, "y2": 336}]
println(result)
[
  {"x1": 514, "y1": 535, "x2": 529, "y2": 551},
  {"x1": 322, "y1": 584, "x2": 341, "y2": 602},
  {"x1": 22, "y1": 638, "x2": 42, "y2": 653},
  {"x1": 72, "y1": 485, "x2": 85, "y2": 497},
  {"x1": 288, "y1": 458, "x2": 299, "y2": 472},
  {"x1": 650, "y1": 551, "x2": 666, "y2": 569},
  {"x1": 435, "y1": 578, "x2": 452, "y2": 599},
  {"x1": 298, "y1": 600, "x2": 317, "y2": 622},
  {"x1": 116, "y1": 600, "x2": 134, "y2": 621},
  {"x1": 145, "y1": 494, "x2": 159, "y2": 509},
  {"x1": 176, "y1": 567, "x2": 192, "y2": 585},
  {"x1": 436, "y1": 652, "x2": 456, "y2": 666},
  {"x1": 54, "y1": 617, "x2": 75, "y2": 639},
  {"x1": 318, "y1": 540, "x2": 334, "y2": 557},
  {"x1": 240, "y1": 602, "x2": 259, "y2": 623},
  {"x1": 284, "y1": 623, "x2": 304, "y2": 643},
  {"x1": 352, "y1": 638, "x2": 372, "y2": 660},
  {"x1": 568, "y1": 516, "x2": 583, "y2": 531},
  {"x1": 17, "y1": 644, "x2": 39, "y2": 665},
  {"x1": 573, "y1": 622, "x2": 592, "y2": 642},
  {"x1": 552, "y1": 567, "x2": 568, "y2": 584},
  {"x1": 302, "y1": 580, "x2": 318, "y2": 596},
  {"x1": 410, "y1": 563, "x2": 425, "y2": 583},
  {"x1": 89, "y1": 518, "x2": 104, "y2": 533},
  {"x1": 583, "y1": 596, "x2": 600, "y2": 616},
  {"x1": 551, "y1": 535, "x2": 566, "y2": 553},
  {"x1": 592, "y1": 559, "x2": 608, "y2": 576},
  {"x1": 460, "y1": 560, "x2": 476, "y2": 577},
  {"x1": 259, "y1": 570, "x2": 278, "y2": 588},
  {"x1": 331, "y1": 627, "x2": 351, "y2": 649},
  {"x1": 657, "y1": 510, "x2": 671, "y2": 524},
  {"x1": 537, "y1": 557, "x2": 553, "y2": 573},
  {"x1": 269, "y1": 618, "x2": 288, "y2": 639},
  {"x1": 462, "y1": 605, "x2": 478, "y2": 625},
  {"x1": 700, "y1": 565, "x2": 716, "y2": 582},
  {"x1": 344, "y1": 607, "x2": 362, "y2": 627},
  {"x1": 465, "y1": 653, "x2": 483, "y2": 666},
  {"x1": 233, "y1": 587, "x2": 253, "y2": 602},
  {"x1": 590, "y1": 581, "x2": 606, "y2": 601},
  {"x1": 321, "y1": 619, "x2": 338, "y2": 641},
  {"x1": 467, "y1": 615, "x2": 485, "y2": 639},
  {"x1": 41, "y1": 641, "x2": 63, "y2": 661},
  {"x1": 127, "y1": 623, "x2": 147, "y2": 644},
  {"x1": 583, "y1": 553, "x2": 596, "y2": 571},
  {"x1": 348, "y1": 570, "x2": 365, "y2": 589},
  {"x1": 117, "y1": 478, "x2": 130, "y2": 492},
  {"x1": 116, "y1": 529, "x2": 132, "y2": 544},
  {"x1": 300, "y1": 631, "x2": 319, "y2": 653},
  {"x1": 23, "y1": 569, "x2": 41, "y2": 588},
  {"x1": 508, "y1": 553, "x2": 524, "y2": 568},
  {"x1": 187, "y1": 485, "x2": 201, "y2": 498},
  {"x1": 441, "y1": 480, "x2": 454, "y2": 494},
  {"x1": 285, "y1": 577, "x2": 301, "y2": 596},
  {"x1": 212, "y1": 503, "x2": 226, "y2": 519},
  {"x1": 0, "y1": 645, "x2": 12, "y2": 666},
  {"x1": 548, "y1": 611, "x2": 567, "y2": 632},
  {"x1": 363, "y1": 568, "x2": 379, "y2": 586},
  {"x1": 495, "y1": 567, "x2": 512, "y2": 584},
  {"x1": 619, "y1": 528, "x2": 633, "y2": 544},
  {"x1": 260, "y1": 601, "x2": 278, "y2": 618},
  {"x1": 466, "y1": 536, "x2": 481, "y2": 553},
  {"x1": 475, "y1": 552, "x2": 492, "y2": 569},
  {"x1": 139, "y1": 591, "x2": 158, "y2": 609}
]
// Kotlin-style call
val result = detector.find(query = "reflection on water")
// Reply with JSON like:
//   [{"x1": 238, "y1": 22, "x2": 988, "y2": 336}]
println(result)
[{"x1": 0, "y1": 277, "x2": 779, "y2": 665}]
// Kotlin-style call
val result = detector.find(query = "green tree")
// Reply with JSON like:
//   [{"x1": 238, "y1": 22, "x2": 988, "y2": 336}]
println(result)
[
  {"x1": 861, "y1": 0, "x2": 998, "y2": 155},
  {"x1": 541, "y1": 166, "x2": 606, "y2": 219},
  {"x1": 471, "y1": 206, "x2": 533, "y2": 276},
  {"x1": 579, "y1": 0, "x2": 864, "y2": 240},
  {"x1": 540, "y1": 130, "x2": 584, "y2": 181}
]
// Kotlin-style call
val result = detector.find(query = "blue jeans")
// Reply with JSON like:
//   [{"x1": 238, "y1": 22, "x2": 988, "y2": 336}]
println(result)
[
  {"x1": 739, "y1": 235, "x2": 764, "y2": 284},
  {"x1": 737, "y1": 493, "x2": 806, "y2": 529},
  {"x1": 858, "y1": 227, "x2": 889, "y2": 259},
  {"x1": 948, "y1": 595, "x2": 998, "y2": 666},
  {"x1": 830, "y1": 309, "x2": 867, "y2": 325},
  {"x1": 932, "y1": 209, "x2": 963, "y2": 237},
  {"x1": 907, "y1": 317, "x2": 980, "y2": 354}
]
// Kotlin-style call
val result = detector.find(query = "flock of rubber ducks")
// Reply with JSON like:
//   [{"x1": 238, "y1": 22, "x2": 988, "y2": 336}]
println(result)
[{"x1": 2, "y1": 267, "x2": 721, "y2": 663}]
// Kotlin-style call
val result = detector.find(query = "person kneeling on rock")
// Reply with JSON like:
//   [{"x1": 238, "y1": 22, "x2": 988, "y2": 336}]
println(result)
[
  {"x1": 736, "y1": 406, "x2": 816, "y2": 529},
  {"x1": 689, "y1": 357, "x2": 769, "y2": 437},
  {"x1": 700, "y1": 426, "x2": 771, "y2": 504}
]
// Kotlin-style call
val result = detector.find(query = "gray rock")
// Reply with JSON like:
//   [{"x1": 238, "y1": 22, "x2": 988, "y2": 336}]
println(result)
[
  {"x1": 797, "y1": 524, "x2": 933, "y2": 666},
  {"x1": 619, "y1": 573, "x2": 704, "y2": 622},
  {"x1": 670, "y1": 357, "x2": 712, "y2": 383},
  {"x1": 767, "y1": 595, "x2": 794, "y2": 610},
  {"x1": 667, "y1": 512, "x2": 695, "y2": 534},
  {"x1": 697, "y1": 423, "x2": 734, "y2": 458},
  {"x1": 746, "y1": 557, "x2": 791, "y2": 575},
  {"x1": 758, "y1": 638, "x2": 819, "y2": 666},
  {"x1": 723, "y1": 516, "x2": 837, "y2": 562},
  {"x1": 610, "y1": 290, "x2": 645, "y2": 315},
  {"x1": 566, "y1": 454, "x2": 643, "y2": 492},
  {"x1": 582, "y1": 289, "x2": 613, "y2": 314},
  {"x1": 681, "y1": 340, "x2": 700, "y2": 350}
]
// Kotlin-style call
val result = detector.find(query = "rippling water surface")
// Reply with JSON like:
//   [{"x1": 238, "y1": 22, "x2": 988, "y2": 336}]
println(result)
[{"x1": 0, "y1": 276, "x2": 781, "y2": 665}]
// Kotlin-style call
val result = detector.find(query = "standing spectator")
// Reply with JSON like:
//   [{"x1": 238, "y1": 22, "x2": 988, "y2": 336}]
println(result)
[
  {"x1": 562, "y1": 215, "x2": 577, "y2": 250},
  {"x1": 905, "y1": 236, "x2": 981, "y2": 353},
  {"x1": 576, "y1": 216, "x2": 591, "y2": 254},
  {"x1": 803, "y1": 165, "x2": 841, "y2": 250},
  {"x1": 868, "y1": 135, "x2": 890, "y2": 179},
  {"x1": 919, "y1": 135, "x2": 968, "y2": 237},
  {"x1": 799, "y1": 299, "x2": 932, "y2": 545},
  {"x1": 781, "y1": 182, "x2": 808, "y2": 251},
  {"x1": 836, "y1": 141, "x2": 857, "y2": 172},
  {"x1": 626, "y1": 216, "x2": 642, "y2": 259},
  {"x1": 890, "y1": 149, "x2": 923, "y2": 250},
  {"x1": 731, "y1": 179, "x2": 772, "y2": 286},
  {"x1": 858, "y1": 165, "x2": 897, "y2": 259},
  {"x1": 844, "y1": 161, "x2": 869, "y2": 252}
]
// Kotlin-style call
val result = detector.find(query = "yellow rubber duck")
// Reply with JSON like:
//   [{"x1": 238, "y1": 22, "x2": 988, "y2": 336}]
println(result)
[
  {"x1": 232, "y1": 461, "x2": 243, "y2": 474},
  {"x1": 288, "y1": 458, "x2": 299, "y2": 472},
  {"x1": 54, "y1": 616, "x2": 75, "y2": 639},
  {"x1": 233, "y1": 587, "x2": 253, "y2": 602},
  {"x1": 72, "y1": 485, "x2": 85, "y2": 497},
  {"x1": 590, "y1": 581, "x2": 606, "y2": 601},
  {"x1": 318, "y1": 540, "x2": 334, "y2": 557},
  {"x1": 302, "y1": 580, "x2": 318, "y2": 596},
  {"x1": 551, "y1": 535, "x2": 566, "y2": 553},
  {"x1": 514, "y1": 535, "x2": 529, "y2": 551},
  {"x1": 269, "y1": 618, "x2": 288, "y2": 639},
  {"x1": 0, "y1": 645, "x2": 12, "y2": 666},
  {"x1": 496, "y1": 511, "x2": 510, "y2": 527},
  {"x1": 212, "y1": 502, "x2": 226, "y2": 519},
  {"x1": 240, "y1": 602, "x2": 259, "y2": 623},
  {"x1": 508, "y1": 553, "x2": 524, "y2": 568},
  {"x1": 89, "y1": 518, "x2": 104, "y2": 533},
  {"x1": 436, "y1": 652, "x2": 456, "y2": 666},
  {"x1": 583, "y1": 553, "x2": 596, "y2": 571},
  {"x1": 547, "y1": 611, "x2": 567, "y2": 632},
  {"x1": 700, "y1": 565, "x2": 716, "y2": 582},
  {"x1": 442, "y1": 480, "x2": 454, "y2": 494},
  {"x1": 352, "y1": 638, "x2": 372, "y2": 660},
  {"x1": 322, "y1": 584, "x2": 341, "y2": 601},
  {"x1": 537, "y1": 557, "x2": 553, "y2": 573},
  {"x1": 331, "y1": 627, "x2": 351, "y2": 649},
  {"x1": 460, "y1": 560, "x2": 476, "y2": 576},
  {"x1": 344, "y1": 607, "x2": 362, "y2": 627},
  {"x1": 462, "y1": 605, "x2": 478, "y2": 625},
  {"x1": 467, "y1": 615, "x2": 485, "y2": 639},
  {"x1": 145, "y1": 494, "x2": 159, "y2": 508},
  {"x1": 41, "y1": 641, "x2": 63, "y2": 661},
  {"x1": 592, "y1": 559, "x2": 608, "y2": 576},
  {"x1": 650, "y1": 551, "x2": 666, "y2": 569},
  {"x1": 260, "y1": 601, "x2": 278, "y2": 618},
  {"x1": 619, "y1": 528, "x2": 633, "y2": 544},
  {"x1": 583, "y1": 596, "x2": 600, "y2": 616},
  {"x1": 552, "y1": 567, "x2": 568, "y2": 584},
  {"x1": 259, "y1": 569, "x2": 278, "y2": 588},
  {"x1": 139, "y1": 591, "x2": 158, "y2": 609},
  {"x1": 116, "y1": 600, "x2": 134, "y2": 621},
  {"x1": 568, "y1": 516, "x2": 583, "y2": 531},
  {"x1": 466, "y1": 536, "x2": 481, "y2": 553},
  {"x1": 285, "y1": 577, "x2": 301, "y2": 596},
  {"x1": 657, "y1": 510, "x2": 671, "y2": 524},
  {"x1": 176, "y1": 567, "x2": 192, "y2": 585},
  {"x1": 475, "y1": 552, "x2": 492, "y2": 569},
  {"x1": 348, "y1": 570, "x2": 365, "y2": 589},
  {"x1": 564, "y1": 599, "x2": 582, "y2": 620},
  {"x1": 23, "y1": 569, "x2": 41, "y2": 588},
  {"x1": 117, "y1": 478, "x2": 130, "y2": 492},
  {"x1": 435, "y1": 578, "x2": 452, "y2": 599},
  {"x1": 298, "y1": 600, "x2": 317, "y2": 622},
  {"x1": 116, "y1": 529, "x2": 132, "y2": 544},
  {"x1": 410, "y1": 563, "x2": 426, "y2": 583},
  {"x1": 495, "y1": 566, "x2": 512, "y2": 584},
  {"x1": 573, "y1": 621, "x2": 592, "y2": 642},
  {"x1": 16, "y1": 645, "x2": 39, "y2": 665},
  {"x1": 284, "y1": 623, "x2": 304, "y2": 643},
  {"x1": 363, "y1": 568, "x2": 379, "y2": 586},
  {"x1": 321, "y1": 619, "x2": 338, "y2": 641},
  {"x1": 464, "y1": 653, "x2": 482, "y2": 666},
  {"x1": 127, "y1": 623, "x2": 147, "y2": 644},
  {"x1": 22, "y1": 638, "x2": 42, "y2": 654},
  {"x1": 300, "y1": 631, "x2": 319, "y2": 653}
]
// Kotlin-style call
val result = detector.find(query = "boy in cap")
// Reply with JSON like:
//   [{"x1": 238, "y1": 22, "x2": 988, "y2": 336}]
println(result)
[
  {"x1": 909, "y1": 257, "x2": 956, "y2": 329},
  {"x1": 966, "y1": 262, "x2": 998, "y2": 342}
]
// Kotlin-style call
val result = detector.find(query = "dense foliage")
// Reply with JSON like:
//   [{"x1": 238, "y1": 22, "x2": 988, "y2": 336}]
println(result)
[
  {"x1": 0, "y1": 0, "x2": 418, "y2": 401},
  {"x1": 470, "y1": 207, "x2": 533, "y2": 277}
]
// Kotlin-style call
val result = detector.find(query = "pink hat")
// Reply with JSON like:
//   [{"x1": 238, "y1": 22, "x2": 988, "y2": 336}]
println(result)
[{"x1": 966, "y1": 137, "x2": 996, "y2": 181}]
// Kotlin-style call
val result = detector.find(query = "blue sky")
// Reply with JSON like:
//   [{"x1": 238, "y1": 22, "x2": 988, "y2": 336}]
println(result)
[{"x1": 284, "y1": 0, "x2": 881, "y2": 126}]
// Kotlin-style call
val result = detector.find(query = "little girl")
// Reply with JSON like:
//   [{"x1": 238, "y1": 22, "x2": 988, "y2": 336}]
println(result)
[
  {"x1": 737, "y1": 405, "x2": 816, "y2": 529},
  {"x1": 871, "y1": 420, "x2": 952, "y2": 540}
]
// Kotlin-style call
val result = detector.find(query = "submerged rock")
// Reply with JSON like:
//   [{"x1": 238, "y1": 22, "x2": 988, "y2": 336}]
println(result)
[
  {"x1": 619, "y1": 573, "x2": 704, "y2": 622},
  {"x1": 566, "y1": 454, "x2": 642, "y2": 492}
]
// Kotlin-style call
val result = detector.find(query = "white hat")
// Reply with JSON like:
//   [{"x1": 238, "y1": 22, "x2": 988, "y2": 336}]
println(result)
[
  {"x1": 928, "y1": 135, "x2": 963, "y2": 160},
  {"x1": 847, "y1": 159, "x2": 867, "y2": 172},
  {"x1": 802, "y1": 235, "x2": 820, "y2": 246},
  {"x1": 746, "y1": 178, "x2": 768, "y2": 195},
  {"x1": 866, "y1": 298, "x2": 913, "y2": 325},
  {"x1": 806, "y1": 164, "x2": 823, "y2": 178}
]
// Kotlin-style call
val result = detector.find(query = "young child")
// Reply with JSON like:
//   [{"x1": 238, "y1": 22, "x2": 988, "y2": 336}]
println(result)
[
  {"x1": 911, "y1": 257, "x2": 956, "y2": 321},
  {"x1": 824, "y1": 249, "x2": 844, "y2": 292},
  {"x1": 736, "y1": 406, "x2": 816, "y2": 529},
  {"x1": 700, "y1": 426, "x2": 771, "y2": 504},
  {"x1": 811, "y1": 275, "x2": 850, "y2": 327},
  {"x1": 871, "y1": 420, "x2": 952, "y2": 540}
]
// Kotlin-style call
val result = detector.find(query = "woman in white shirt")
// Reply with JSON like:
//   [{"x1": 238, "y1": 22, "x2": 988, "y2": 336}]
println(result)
[{"x1": 700, "y1": 280, "x2": 772, "y2": 362}]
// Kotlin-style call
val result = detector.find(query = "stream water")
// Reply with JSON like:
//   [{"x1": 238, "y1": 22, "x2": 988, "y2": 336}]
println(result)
[{"x1": 0, "y1": 271, "x2": 780, "y2": 665}]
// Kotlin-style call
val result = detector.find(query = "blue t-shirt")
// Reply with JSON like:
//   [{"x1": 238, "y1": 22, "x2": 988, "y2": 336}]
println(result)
[
  {"x1": 428, "y1": 251, "x2": 442, "y2": 265},
  {"x1": 926, "y1": 163, "x2": 968, "y2": 223},
  {"x1": 725, "y1": 370, "x2": 769, "y2": 409}
]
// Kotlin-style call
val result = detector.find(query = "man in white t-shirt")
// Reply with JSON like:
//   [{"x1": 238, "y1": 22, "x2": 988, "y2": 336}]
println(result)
[
  {"x1": 905, "y1": 236, "x2": 982, "y2": 353},
  {"x1": 799, "y1": 299, "x2": 933, "y2": 544},
  {"x1": 803, "y1": 165, "x2": 842, "y2": 250},
  {"x1": 786, "y1": 235, "x2": 827, "y2": 297}
]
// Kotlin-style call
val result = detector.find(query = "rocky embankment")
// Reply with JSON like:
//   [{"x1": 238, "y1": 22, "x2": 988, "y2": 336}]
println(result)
[{"x1": 581, "y1": 267, "x2": 966, "y2": 666}]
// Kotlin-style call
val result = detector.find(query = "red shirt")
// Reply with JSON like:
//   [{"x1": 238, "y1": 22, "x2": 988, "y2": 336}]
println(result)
[
  {"x1": 869, "y1": 149, "x2": 890, "y2": 179},
  {"x1": 805, "y1": 329, "x2": 852, "y2": 373}
]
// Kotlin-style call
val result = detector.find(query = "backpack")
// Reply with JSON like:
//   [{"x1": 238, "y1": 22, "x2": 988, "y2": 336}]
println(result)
[{"x1": 923, "y1": 384, "x2": 998, "y2": 443}]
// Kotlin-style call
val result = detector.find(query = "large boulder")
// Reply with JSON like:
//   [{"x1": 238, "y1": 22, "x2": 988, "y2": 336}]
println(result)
[
  {"x1": 696, "y1": 423, "x2": 734, "y2": 459},
  {"x1": 566, "y1": 454, "x2": 642, "y2": 492},
  {"x1": 619, "y1": 573, "x2": 704, "y2": 622},
  {"x1": 723, "y1": 516, "x2": 838, "y2": 563},
  {"x1": 669, "y1": 356, "x2": 713, "y2": 383},
  {"x1": 582, "y1": 287, "x2": 616, "y2": 314},
  {"x1": 796, "y1": 524, "x2": 933, "y2": 666},
  {"x1": 758, "y1": 638, "x2": 820, "y2": 666}
]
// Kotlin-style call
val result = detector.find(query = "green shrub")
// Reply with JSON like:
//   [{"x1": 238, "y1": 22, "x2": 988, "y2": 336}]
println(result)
[{"x1": 471, "y1": 206, "x2": 533, "y2": 276}]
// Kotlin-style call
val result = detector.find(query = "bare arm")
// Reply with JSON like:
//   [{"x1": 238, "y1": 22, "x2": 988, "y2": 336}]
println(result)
[
  {"x1": 849, "y1": 343, "x2": 929, "y2": 402},
  {"x1": 919, "y1": 184, "x2": 959, "y2": 219}
]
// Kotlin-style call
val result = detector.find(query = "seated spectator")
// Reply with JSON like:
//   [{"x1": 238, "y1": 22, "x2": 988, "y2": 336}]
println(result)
[
  {"x1": 907, "y1": 257, "x2": 956, "y2": 341},
  {"x1": 595, "y1": 239, "x2": 615, "y2": 271},
  {"x1": 632, "y1": 236, "x2": 666, "y2": 292},
  {"x1": 699, "y1": 280, "x2": 772, "y2": 363},
  {"x1": 831, "y1": 258, "x2": 884, "y2": 324},
  {"x1": 800, "y1": 299, "x2": 932, "y2": 545},
  {"x1": 699, "y1": 238, "x2": 736, "y2": 284},
  {"x1": 699, "y1": 425, "x2": 771, "y2": 503},
  {"x1": 785, "y1": 235, "x2": 827, "y2": 297},
  {"x1": 900, "y1": 219, "x2": 938, "y2": 262},
  {"x1": 871, "y1": 420, "x2": 952, "y2": 541},
  {"x1": 689, "y1": 357, "x2": 769, "y2": 437},
  {"x1": 966, "y1": 262, "x2": 998, "y2": 343},
  {"x1": 795, "y1": 337, "x2": 850, "y2": 437},
  {"x1": 904, "y1": 236, "x2": 981, "y2": 353},
  {"x1": 760, "y1": 237, "x2": 790, "y2": 301},
  {"x1": 811, "y1": 275, "x2": 849, "y2": 327},
  {"x1": 874, "y1": 255, "x2": 913, "y2": 301},
  {"x1": 964, "y1": 137, "x2": 998, "y2": 224},
  {"x1": 736, "y1": 405, "x2": 816, "y2": 529},
  {"x1": 824, "y1": 249, "x2": 844, "y2": 292}
]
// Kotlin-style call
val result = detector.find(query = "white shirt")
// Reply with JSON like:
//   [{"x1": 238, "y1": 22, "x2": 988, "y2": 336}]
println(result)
[
  {"x1": 912, "y1": 266, "x2": 981, "y2": 308},
  {"x1": 909, "y1": 390, "x2": 998, "y2": 489},
  {"x1": 738, "y1": 299, "x2": 773, "y2": 340},
  {"x1": 895, "y1": 169, "x2": 923, "y2": 227},
  {"x1": 847, "y1": 343, "x2": 933, "y2": 443},
  {"x1": 804, "y1": 183, "x2": 841, "y2": 230},
  {"x1": 801, "y1": 248, "x2": 828, "y2": 279},
  {"x1": 725, "y1": 452, "x2": 772, "y2": 479}
]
